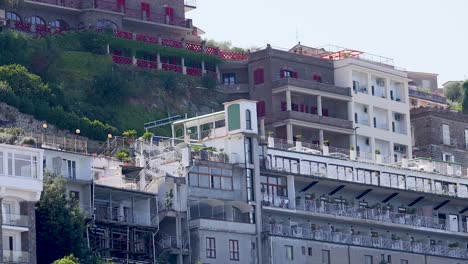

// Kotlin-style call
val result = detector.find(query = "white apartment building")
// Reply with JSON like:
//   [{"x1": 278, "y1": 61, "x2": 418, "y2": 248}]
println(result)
[
  {"x1": 0, "y1": 144, "x2": 43, "y2": 264},
  {"x1": 334, "y1": 55, "x2": 412, "y2": 162}
]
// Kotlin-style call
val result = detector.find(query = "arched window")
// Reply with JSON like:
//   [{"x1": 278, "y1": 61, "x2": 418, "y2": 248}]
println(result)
[
  {"x1": 49, "y1": 19, "x2": 69, "y2": 31},
  {"x1": 25, "y1": 16, "x2": 45, "y2": 25},
  {"x1": 96, "y1": 19, "x2": 118, "y2": 30},
  {"x1": 6, "y1": 12, "x2": 21, "y2": 21},
  {"x1": 246, "y1": 109, "x2": 252, "y2": 130}
]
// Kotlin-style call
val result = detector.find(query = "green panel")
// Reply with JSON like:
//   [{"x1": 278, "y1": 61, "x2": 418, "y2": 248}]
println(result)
[{"x1": 227, "y1": 104, "x2": 241, "y2": 131}]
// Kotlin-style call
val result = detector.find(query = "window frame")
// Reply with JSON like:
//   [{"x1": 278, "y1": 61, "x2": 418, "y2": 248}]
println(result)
[
  {"x1": 206, "y1": 237, "x2": 216, "y2": 259},
  {"x1": 229, "y1": 239, "x2": 239, "y2": 261},
  {"x1": 285, "y1": 245, "x2": 293, "y2": 260},
  {"x1": 246, "y1": 109, "x2": 252, "y2": 130}
]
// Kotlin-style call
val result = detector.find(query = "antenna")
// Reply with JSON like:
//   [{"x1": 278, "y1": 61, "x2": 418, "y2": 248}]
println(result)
[{"x1": 295, "y1": 26, "x2": 299, "y2": 43}]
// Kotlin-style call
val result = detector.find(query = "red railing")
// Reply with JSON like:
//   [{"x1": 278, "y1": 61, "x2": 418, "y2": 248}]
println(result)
[
  {"x1": 112, "y1": 55, "x2": 132, "y2": 65},
  {"x1": 136, "y1": 59, "x2": 157, "y2": 69},
  {"x1": 219, "y1": 50, "x2": 248, "y2": 61},
  {"x1": 162, "y1": 63, "x2": 183, "y2": 73},
  {"x1": 161, "y1": 39, "x2": 183, "y2": 49},
  {"x1": 186, "y1": 42, "x2": 202, "y2": 52},
  {"x1": 35, "y1": 24, "x2": 51, "y2": 35},
  {"x1": 206, "y1": 46, "x2": 220, "y2": 55},
  {"x1": 186, "y1": 67, "x2": 202, "y2": 76},
  {"x1": 136, "y1": 34, "x2": 158, "y2": 44},
  {"x1": 15, "y1": 21, "x2": 31, "y2": 32},
  {"x1": 113, "y1": 29, "x2": 132, "y2": 39}
]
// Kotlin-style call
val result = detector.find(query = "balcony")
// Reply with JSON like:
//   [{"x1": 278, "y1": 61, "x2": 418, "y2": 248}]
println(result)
[
  {"x1": 409, "y1": 89, "x2": 447, "y2": 104},
  {"x1": 265, "y1": 201, "x2": 465, "y2": 235},
  {"x1": 2, "y1": 250, "x2": 29, "y2": 263},
  {"x1": 156, "y1": 233, "x2": 189, "y2": 251},
  {"x1": 93, "y1": 205, "x2": 158, "y2": 227},
  {"x1": 216, "y1": 83, "x2": 250, "y2": 94},
  {"x1": 272, "y1": 78, "x2": 351, "y2": 97},
  {"x1": 263, "y1": 224, "x2": 468, "y2": 259},
  {"x1": 2, "y1": 213, "x2": 30, "y2": 228},
  {"x1": 276, "y1": 110, "x2": 353, "y2": 130},
  {"x1": 189, "y1": 218, "x2": 256, "y2": 234}
]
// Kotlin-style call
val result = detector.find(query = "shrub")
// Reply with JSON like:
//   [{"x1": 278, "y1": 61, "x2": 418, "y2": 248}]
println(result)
[{"x1": 142, "y1": 131, "x2": 154, "y2": 141}]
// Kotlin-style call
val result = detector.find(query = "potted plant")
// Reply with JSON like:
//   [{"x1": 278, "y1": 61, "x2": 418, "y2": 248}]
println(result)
[
  {"x1": 349, "y1": 145, "x2": 357, "y2": 160},
  {"x1": 295, "y1": 134, "x2": 303, "y2": 150},
  {"x1": 20, "y1": 137, "x2": 36, "y2": 147},
  {"x1": 322, "y1": 140, "x2": 330, "y2": 156},
  {"x1": 375, "y1": 149, "x2": 382, "y2": 164},
  {"x1": 122, "y1": 129, "x2": 137, "y2": 144},
  {"x1": 267, "y1": 131, "x2": 275, "y2": 147},
  {"x1": 115, "y1": 150, "x2": 131, "y2": 163},
  {"x1": 141, "y1": 131, "x2": 153, "y2": 142},
  {"x1": 164, "y1": 189, "x2": 174, "y2": 209}
]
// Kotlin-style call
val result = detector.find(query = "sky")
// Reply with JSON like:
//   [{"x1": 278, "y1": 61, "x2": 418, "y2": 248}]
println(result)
[{"x1": 186, "y1": 0, "x2": 467, "y2": 85}]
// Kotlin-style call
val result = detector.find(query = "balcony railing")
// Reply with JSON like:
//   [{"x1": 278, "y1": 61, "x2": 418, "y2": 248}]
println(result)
[
  {"x1": 263, "y1": 224, "x2": 468, "y2": 259},
  {"x1": 266, "y1": 201, "x2": 466, "y2": 234},
  {"x1": 272, "y1": 78, "x2": 351, "y2": 96},
  {"x1": 157, "y1": 235, "x2": 189, "y2": 250},
  {"x1": 93, "y1": 205, "x2": 158, "y2": 227},
  {"x1": 276, "y1": 110, "x2": 354, "y2": 130},
  {"x1": 2, "y1": 213, "x2": 30, "y2": 227},
  {"x1": 216, "y1": 83, "x2": 250, "y2": 93},
  {"x1": 409, "y1": 89, "x2": 447, "y2": 104},
  {"x1": 2, "y1": 250, "x2": 29, "y2": 263}
]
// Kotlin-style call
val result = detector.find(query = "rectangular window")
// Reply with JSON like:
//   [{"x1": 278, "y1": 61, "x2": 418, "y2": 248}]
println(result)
[
  {"x1": 245, "y1": 138, "x2": 253, "y2": 164},
  {"x1": 188, "y1": 166, "x2": 233, "y2": 190},
  {"x1": 365, "y1": 255, "x2": 373, "y2": 264},
  {"x1": 206, "y1": 237, "x2": 216, "y2": 258},
  {"x1": 261, "y1": 175, "x2": 288, "y2": 206},
  {"x1": 246, "y1": 169, "x2": 255, "y2": 201},
  {"x1": 253, "y1": 68, "x2": 264, "y2": 85},
  {"x1": 308, "y1": 247, "x2": 312, "y2": 256},
  {"x1": 7, "y1": 153, "x2": 37, "y2": 178},
  {"x1": 223, "y1": 73, "x2": 236, "y2": 85},
  {"x1": 442, "y1": 124, "x2": 450, "y2": 145},
  {"x1": 63, "y1": 159, "x2": 76, "y2": 179},
  {"x1": 400, "y1": 260, "x2": 408, "y2": 264},
  {"x1": 321, "y1": 250, "x2": 330, "y2": 264},
  {"x1": 285, "y1": 245, "x2": 293, "y2": 260},
  {"x1": 229, "y1": 239, "x2": 239, "y2": 261}
]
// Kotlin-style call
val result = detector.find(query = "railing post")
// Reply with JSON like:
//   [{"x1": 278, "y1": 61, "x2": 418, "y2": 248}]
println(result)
[
  {"x1": 201, "y1": 60, "x2": 206, "y2": 75},
  {"x1": 181, "y1": 57, "x2": 186, "y2": 75},
  {"x1": 157, "y1": 53, "x2": 162, "y2": 69}
]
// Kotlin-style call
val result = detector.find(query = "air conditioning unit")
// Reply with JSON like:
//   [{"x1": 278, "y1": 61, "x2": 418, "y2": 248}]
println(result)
[
  {"x1": 377, "y1": 79, "x2": 385, "y2": 86},
  {"x1": 394, "y1": 113, "x2": 401, "y2": 121}
]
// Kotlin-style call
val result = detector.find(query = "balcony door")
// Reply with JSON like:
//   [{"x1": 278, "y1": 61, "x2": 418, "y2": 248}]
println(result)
[{"x1": 2, "y1": 202, "x2": 12, "y2": 224}]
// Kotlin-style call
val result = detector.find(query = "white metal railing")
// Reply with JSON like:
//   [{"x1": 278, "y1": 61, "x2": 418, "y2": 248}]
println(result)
[
  {"x1": 93, "y1": 205, "x2": 158, "y2": 227},
  {"x1": 269, "y1": 201, "x2": 465, "y2": 234},
  {"x1": 2, "y1": 250, "x2": 29, "y2": 263},
  {"x1": 263, "y1": 224, "x2": 468, "y2": 259}
]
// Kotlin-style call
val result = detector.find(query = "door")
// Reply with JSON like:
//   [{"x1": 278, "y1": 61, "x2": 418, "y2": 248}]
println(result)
[
  {"x1": 2, "y1": 202, "x2": 12, "y2": 224},
  {"x1": 449, "y1": 214, "x2": 459, "y2": 232}
]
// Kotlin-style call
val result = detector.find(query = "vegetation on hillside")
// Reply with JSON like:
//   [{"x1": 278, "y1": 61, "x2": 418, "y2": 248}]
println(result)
[
  {"x1": 0, "y1": 30, "x2": 228, "y2": 140},
  {"x1": 444, "y1": 81, "x2": 467, "y2": 112}
]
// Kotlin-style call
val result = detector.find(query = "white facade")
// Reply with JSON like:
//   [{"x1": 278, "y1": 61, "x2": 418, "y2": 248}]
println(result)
[
  {"x1": 0, "y1": 144, "x2": 43, "y2": 263},
  {"x1": 334, "y1": 58, "x2": 412, "y2": 161}
]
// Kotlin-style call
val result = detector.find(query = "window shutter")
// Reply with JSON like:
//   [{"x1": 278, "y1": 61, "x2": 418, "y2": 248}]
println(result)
[
  {"x1": 117, "y1": 0, "x2": 125, "y2": 10},
  {"x1": 257, "y1": 101, "x2": 266, "y2": 117},
  {"x1": 165, "y1": 6, "x2": 174, "y2": 23},
  {"x1": 280, "y1": 70, "x2": 285, "y2": 79},
  {"x1": 292, "y1": 71, "x2": 298, "y2": 78},
  {"x1": 141, "y1": 3, "x2": 150, "y2": 19}
]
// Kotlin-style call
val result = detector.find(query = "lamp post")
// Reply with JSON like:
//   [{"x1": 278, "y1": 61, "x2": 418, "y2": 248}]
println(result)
[
  {"x1": 42, "y1": 123, "x2": 48, "y2": 144},
  {"x1": 74, "y1": 129, "x2": 80, "y2": 152},
  {"x1": 107, "y1": 133, "x2": 113, "y2": 154}
]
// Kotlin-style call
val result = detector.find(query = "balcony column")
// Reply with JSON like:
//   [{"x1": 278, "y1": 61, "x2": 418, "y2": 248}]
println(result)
[
  {"x1": 19, "y1": 201, "x2": 35, "y2": 261},
  {"x1": 347, "y1": 101, "x2": 354, "y2": 121},
  {"x1": 106, "y1": 44, "x2": 110, "y2": 55},
  {"x1": 286, "y1": 124, "x2": 293, "y2": 144},
  {"x1": 386, "y1": 78, "x2": 392, "y2": 99},
  {"x1": 181, "y1": 57, "x2": 187, "y2": 75},
  {"x1": 201, "y1": 60, "x2": 206, "y2": 75},
  {"x1": 387, "y1": 110, "x2": 393, "y2": 131},
  {"x1": 286, "y1": 175, "x2": 296, "y2": 209},
  {"x1": 157, "y1": 34, "x2": 162, "y2": 45},
  {"x1": 369, "y1": 137, "x2": 376, "y2": 157},
  {"x1": 215, "y1": 64, "x2": 221, "y2": 82},
  {"x1": 319, "y1": 129, "x2": 324, "y2": 146},
  {"x1": 368, "y1": 106, "x2": 374, "y2": 127},
  {"x1": 367, "y1": 73, "x2": 372, "y2": 95},
  {"x1": 389, "y1": 141, "x2": 395, "y2": 162},
  {"x1": 157, "y1": 53, "x2": 162, "y2": 70},
  {"x1": 317, "y1": 95, "x2": 323, "y2": 116},
  {"x1": 286, "y1": 91, "x2": 292, "y2": 111}
]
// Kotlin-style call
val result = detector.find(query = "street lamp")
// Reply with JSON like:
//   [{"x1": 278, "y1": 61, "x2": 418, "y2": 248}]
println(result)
[
  {"x1": 74, "y1": 129, "x2": 81, "y2": 152},
  {"x1": 42, "y1": 123, "x2": 48, "y2": 144},
  {"x1": 107, "y1": 133, "x2": 113, "y2": 153}
]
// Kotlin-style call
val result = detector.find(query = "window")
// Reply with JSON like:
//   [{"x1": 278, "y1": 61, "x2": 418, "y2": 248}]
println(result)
[
  {"x1": 442, "y1": 153, "x2": 454, "y2": 162},
  {"x1": 49, "y1": 19, "x2": 69, "y2": 31},
  {"x1": 308, "y1": 247, "x2": 312, "y2": 256},
  {"x1": 246, "y1": 110, "x2": 252, "y2": 130},
  {"x1": 245, "y1": 138, "x2": 253, "y2": 164},
  {"x1": 25, "y1": 16, "x2": 45, "y2": 25},
  {"x1": 6, "y1": 12, "x2": 21, "y2": 21},
  {"x1": 63, "y1": 159, "x2": 76, "y2": 179},
  {"x1": 7, "y1": 153, "x2": 38, "y2": 178},
  {"x1": 280, "y1": 69, "x2": 297, "y2": 79},
  {"x1": 400, "y1": 260, "x2": 408, "y2": 264},
  {"x1": 188, "y1": 166, "x2": 233, "y2": 190},
  {"x1": 253, "y1": 68, "x2": 264, "y2": 85},
  {"x1": 246, "y1": 169, "x2": 255, "y2": 201},
  {"x1": 229, "y1": 240, "x2": 239, "y2": 261},
  {"x1": 285, "y1": 245, "x2": 293, "y2": 260},
  {"x1": 321, "y1": 250, "x2": 330, "y2": 264},
  {"x1": 365, "y1": 255, "x2": 373, "y2": 264},
  {"x1": 96, "y1": 19, "x2": 118, "y2": 29},
  {"x1": 206, "y1": 237, "x2": 216, "y2": 258},
  {"x1": 69, "y1": 191, "x2": 80, "y2": 202},
  {"x1": 442, "y1": 124, "x2": 450, "y2": 145},
  {"x1": 260, "y1": 175, "x2": 288, "y2": 205},
  {"x1": 223, "y1": 73, "x2": 236, "y2": 85},
  {"x1": 301, "y1": 246, "x2": 305, "y2": 255},
  {"x1": 313, "y1": 73, "x2": 322, "y2": 82}
]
